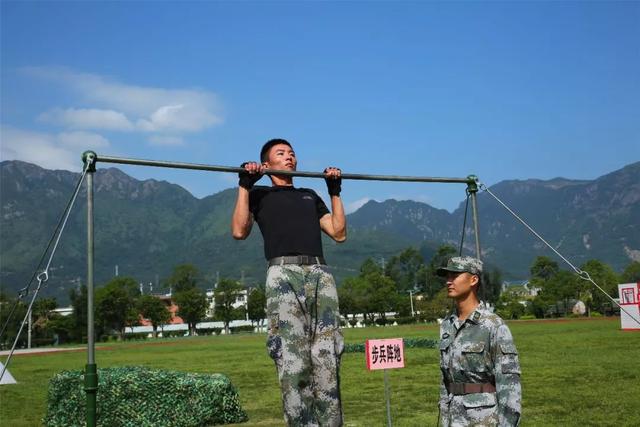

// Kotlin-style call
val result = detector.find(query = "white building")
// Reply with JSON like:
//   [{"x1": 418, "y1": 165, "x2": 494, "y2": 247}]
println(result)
[{"x1": 205, "y1": 288, "x2": 248, "y2": 319}]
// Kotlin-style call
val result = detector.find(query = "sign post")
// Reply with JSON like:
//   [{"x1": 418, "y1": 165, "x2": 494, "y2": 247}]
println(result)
[
  {"x1": 618, "y1": 283, "x2": 640, "y2": 330},
  {"x1": 366, "y1": 338, "x2": 405, "y2": 427}
]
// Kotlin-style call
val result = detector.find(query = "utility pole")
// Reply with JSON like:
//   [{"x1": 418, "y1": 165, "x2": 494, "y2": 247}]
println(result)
[
  {"x1": 27, "y1": 310, "x2": 32, "y2": 349},
  {"x1": 408, "y1": 290, "x2": 415, "y2": 318}
]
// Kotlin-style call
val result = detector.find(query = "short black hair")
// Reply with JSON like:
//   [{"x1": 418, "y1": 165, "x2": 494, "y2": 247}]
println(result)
[{"x1": 260, "y1": 138, "x2": 292, "y2": 163}]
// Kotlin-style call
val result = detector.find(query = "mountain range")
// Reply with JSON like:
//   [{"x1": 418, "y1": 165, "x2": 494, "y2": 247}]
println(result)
[{"x1": 1, "y1": 160, "x2": 638, "y2": 302}]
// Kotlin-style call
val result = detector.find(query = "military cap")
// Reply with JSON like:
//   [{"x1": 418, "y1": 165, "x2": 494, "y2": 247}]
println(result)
[{"x1": 436, "y1": 256, "x2": 483, "y2": 277}]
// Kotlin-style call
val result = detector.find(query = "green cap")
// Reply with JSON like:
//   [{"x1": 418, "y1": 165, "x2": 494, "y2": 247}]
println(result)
[{"x1": 436, "y1": 256, "x2": 483, "y2": 277}]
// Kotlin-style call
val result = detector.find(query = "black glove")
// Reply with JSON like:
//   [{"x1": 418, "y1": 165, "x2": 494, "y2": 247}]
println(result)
[
  {"x1": 238, "y1": 162, "x2": 262, "y2": 190},
  {"x1": 324, "y1": 167, "x2": 342, "y2": 196}
]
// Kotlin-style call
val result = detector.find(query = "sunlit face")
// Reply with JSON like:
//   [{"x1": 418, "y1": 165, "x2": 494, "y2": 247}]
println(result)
[
  {"x1": 445, "y1": 271, "x2": 479, "y2": 300},
  {"x1": 263, "y1": 143, "x2": 297, "y2": 171}
]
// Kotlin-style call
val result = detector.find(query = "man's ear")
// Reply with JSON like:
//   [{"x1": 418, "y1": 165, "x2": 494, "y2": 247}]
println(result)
[{"x1": 470, "y1": 274, "x2": 480, "y2": 289}]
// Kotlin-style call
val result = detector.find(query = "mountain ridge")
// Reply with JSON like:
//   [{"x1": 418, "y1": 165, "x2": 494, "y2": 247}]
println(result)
[{"x1": 1, "y1": 160, "x2": 638, "y2": 301}]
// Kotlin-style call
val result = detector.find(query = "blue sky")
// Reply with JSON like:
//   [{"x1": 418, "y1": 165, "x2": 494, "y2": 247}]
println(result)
[{"x1": 2, "y1": 1, "x2": 639, "y2": 213}]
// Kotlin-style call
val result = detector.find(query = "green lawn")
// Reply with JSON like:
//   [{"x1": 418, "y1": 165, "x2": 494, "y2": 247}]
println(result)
[{"x1": 1, "y1": 318, "x2": 638, "y2": 426}]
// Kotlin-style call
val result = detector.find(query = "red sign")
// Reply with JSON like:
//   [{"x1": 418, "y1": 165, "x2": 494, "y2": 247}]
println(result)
[{"x1": 365, "y1": 338, "x2": 405, "y2": 370}]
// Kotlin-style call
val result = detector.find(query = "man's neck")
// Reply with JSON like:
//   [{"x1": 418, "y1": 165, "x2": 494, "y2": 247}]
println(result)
[
  {"x1": 455, "y1": 294, "x2": 480, "y2": 322},
  {"x1": 270, "y1": 176, "x2": 293, "y2": 186}
]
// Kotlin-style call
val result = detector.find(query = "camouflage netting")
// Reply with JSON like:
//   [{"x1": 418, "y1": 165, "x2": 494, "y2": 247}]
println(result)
[
  {"x1": 44, "y1": 366, "x2": 248, "y2": 426},
  {"x1": 344, "y1": 338, "x2": 438, "y2": 353}
]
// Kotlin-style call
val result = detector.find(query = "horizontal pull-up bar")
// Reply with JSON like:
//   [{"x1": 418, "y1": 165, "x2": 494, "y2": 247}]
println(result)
[{"x1": 83, "y1": 152, "x2": 476, "y2": 185}]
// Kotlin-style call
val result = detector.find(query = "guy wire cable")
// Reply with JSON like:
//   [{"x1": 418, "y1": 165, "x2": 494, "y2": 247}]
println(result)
[
  {"x1": 1, "y1": 158, "x2": 92, "y2": 381},
  {"x1": 458, "y1": 190, "x2": 471, "y2": 257},
  {"x1": 478, "y1": 181, "x2": 640, "y2": 327}
]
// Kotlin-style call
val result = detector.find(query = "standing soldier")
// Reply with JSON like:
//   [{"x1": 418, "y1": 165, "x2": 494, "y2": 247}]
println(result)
[
  {"x1": 437, "y1": 256, "x2": 522, "y2": 426},
  {"x1": 231, "y1": 138, "x2": 346, "y2": 426}
]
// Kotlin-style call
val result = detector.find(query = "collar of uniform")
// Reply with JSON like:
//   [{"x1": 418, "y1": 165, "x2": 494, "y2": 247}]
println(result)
[
  {"x1": 446, "y1": 313, "x2": 456, "y2": 324},
  {"x1": 466, "y1": 301, "x2": 487, "y2": 324},
  {"x1": 451, "y1": 301, "x2": 485, "y2": 325}
]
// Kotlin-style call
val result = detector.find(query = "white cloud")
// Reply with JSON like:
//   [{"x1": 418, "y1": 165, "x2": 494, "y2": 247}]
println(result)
[
  {"x1": 148, "y1": 135, "x2": 184, "y2": 146},
  {"x1": 57, "y1": 131, "x2": 110, "y2": 149},
  {"x1": 1, "y1": 126, "x2": 77, "y2": 170},
  {"x1": 346, "y1": 197, "x2": 375, "y2": 214},
  {"x1": 39, "y1": 108, "x2": 134, "y2": 131},
  {"x1": 0, "y1": 126, "x2": 110, "y2": 171},
  {"x1": 22, "y1": 66, "x2": 222, "y2": 134}
]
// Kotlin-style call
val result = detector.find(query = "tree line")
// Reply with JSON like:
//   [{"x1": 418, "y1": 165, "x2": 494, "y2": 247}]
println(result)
[
  {"x1": 0, "y1": 264, "x2": 266, "y2": 348},
  {"x1": 496, "y1": 256, "x2": 640, "y2": 320},
  {"x1": 338, "y1": 244, "x2": 503, "y2": 325},
  {"x1": 2, "y1": 252, "x2": 638, "y2": 348}
]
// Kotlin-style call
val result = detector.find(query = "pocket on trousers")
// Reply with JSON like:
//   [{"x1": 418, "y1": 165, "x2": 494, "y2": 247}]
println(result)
[
  {"x1": 266, "y1": 334, "x2": 282, "y2": 361},
  {"x1": 266, "y1": 313, "x2": 282, "y2": 361}
]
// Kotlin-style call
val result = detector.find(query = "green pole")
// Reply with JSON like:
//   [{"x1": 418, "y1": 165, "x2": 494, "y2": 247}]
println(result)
[
  {"x1": 82, "y1": 151, "x2": 98, "y2": 427},
  {"x1": 466, "y1": 175, "x2": 484, "y2": 301}
]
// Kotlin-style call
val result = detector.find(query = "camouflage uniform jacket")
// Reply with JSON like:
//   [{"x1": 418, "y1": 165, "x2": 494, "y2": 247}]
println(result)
[{"x1": 439, "y1": 302, "x2": 521, "y2": 426}]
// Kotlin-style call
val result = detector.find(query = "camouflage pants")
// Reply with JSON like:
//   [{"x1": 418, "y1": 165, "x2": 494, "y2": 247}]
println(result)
[{"x1": 265, "y1": 264, "x2": 344, "y2": 427}]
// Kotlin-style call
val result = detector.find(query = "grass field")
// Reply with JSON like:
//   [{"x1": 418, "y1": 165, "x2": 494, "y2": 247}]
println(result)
[{"x1": 1, "y1": 317, "x2": 639, "y2": 426}]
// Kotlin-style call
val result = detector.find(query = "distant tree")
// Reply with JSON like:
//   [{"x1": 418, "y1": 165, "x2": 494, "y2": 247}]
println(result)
[
  {"x1": 167, "y1": 264, "x2": 200, "y2": 293},
  {"x1": 395, "y1": 293, "x2": 413, "y2": 318},
  {"x1": 247, "y1": 286, "x2": 266, "y2": 327},
  {"x1": 138, "y1": 295, "x2": 171, "y2": 338},
  {"x1": 481, "y1": 268, "x2": 503, "y2": 304},
  {"x1": 531, "y1": 270, "x2": 578, "y2": 317},
  {"x1": 417, "y1": 288, "x2": 452, "y2": 322},
  {"x1": 360, "y1": 258, "x2": 383, "y2": 276},
  {"x1": 528, "y1": 256, "x2": 566, "y2": 318},
  {"x1": 338, "y1": 282, "x2": 356, "y2": 321},
  {"x1": 69, "y1": 285, "x2": 87, "y2": 342},
  {"x1": 496, "y1": 288, "x2": 526, "y2": 320},
  {"x1": 367, "y1": 271, "x2": 398, "y2": 324},
  {"x1": 579, "y1": 259, "x2": 619, "y2": 314},
  {"x1": 174, "y1": 288, "x2": 207, "y2": 336},
  {"x1": 47, "y1": 314, "x2": 75, "y2": 344},
  {"x1": 620, "y1": 261, "x2": 640, "y2": 283},
  {"x1": 339, "y1": 276, "x2": 370, "y2": 322},
  {"x1": 32, "y1": 297, "x2": 58, "y2": 342},
  {"x1": 0, "y1": 291, "x2": 28, "y2": 349},
  {"x1": 530, "y1": 256, "x2": 560, "y2": 281},
  {"x1": 33, "y1": 298, "x2": 57, "y2": 320},
  {"x1": 95, "y1": 277, "x2": 140, "y2": 340},
  {"x1": 214, "y1": 279, "x2": 244, "y2": 334},
  {"x1": 424, "y1": 245, "x2": 457, "y2": 298},
  {"x1": 386, "y1": 247, "x2": 425, "y2": 292}
]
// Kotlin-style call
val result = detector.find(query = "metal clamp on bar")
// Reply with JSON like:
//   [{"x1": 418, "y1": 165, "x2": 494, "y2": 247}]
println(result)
[
  {"x1": 466, "y1": 174, "x2": 479, "y2": 194},
  {"x1": 82, "y1": 151, "x2": 97, "y2": 173}
]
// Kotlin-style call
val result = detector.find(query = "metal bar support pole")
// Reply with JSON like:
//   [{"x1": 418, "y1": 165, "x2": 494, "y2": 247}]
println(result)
[
  {"x1": 84, "y1": 153, "x2": 98, "y2": 427},
  {"x1": 467, "y1": 175, "x2": 484, "y2": 300}
]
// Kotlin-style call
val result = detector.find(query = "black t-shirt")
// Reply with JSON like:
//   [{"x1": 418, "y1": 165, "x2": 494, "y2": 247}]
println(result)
[{"x1": 249, "y1": 185, "x2": 330, "y2": 260}]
